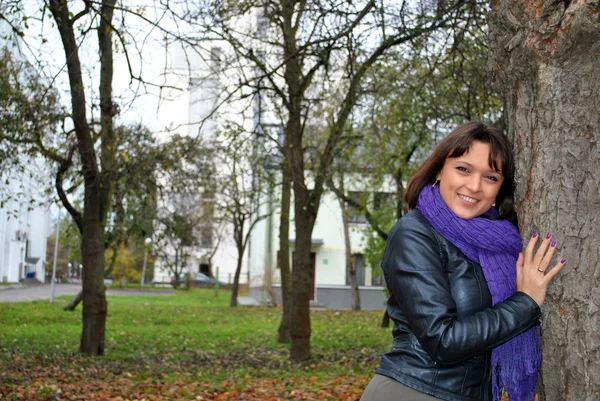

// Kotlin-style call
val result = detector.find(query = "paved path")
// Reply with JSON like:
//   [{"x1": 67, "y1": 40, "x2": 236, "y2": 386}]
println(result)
[
  {"x1": 0, "y1": 284, "x2": 175, "y2": 303},
  {"x1": 237, "y1": 296, "x2": 260, "y2": 306}
]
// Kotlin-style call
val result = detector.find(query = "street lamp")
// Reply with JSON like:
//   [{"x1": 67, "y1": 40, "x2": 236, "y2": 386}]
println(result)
[
  {"x1": 141, "y1": 237, "x2": 152, "y2": 285},
  {"x1": 50, "y1": 201, "x2": 63, "y2": 304},
  {"x1": 67, "y1": 262, "x2": 72, "y2": 279}
]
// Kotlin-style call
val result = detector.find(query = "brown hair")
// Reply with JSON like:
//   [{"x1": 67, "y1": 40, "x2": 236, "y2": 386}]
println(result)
[{"x1": 405, "y1": 121, "x2": 517, "y2": 225}]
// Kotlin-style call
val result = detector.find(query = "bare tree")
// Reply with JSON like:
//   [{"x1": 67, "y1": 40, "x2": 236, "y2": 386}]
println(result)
[
  {"x1": 46, "y1": 0, "x2": 117, "y2": 355},
  {"x1": 0, "y1": 0, "x2": 215, "y2": 355},
  {"x1": 338, "y1": 181, "x2": 361, "y2": 311},
  {"x1": 216, "y1": 129, "x2": 272, "y2": 307},
  {"x1": 277, "y1": 144, "x2": 293, "y2": 342},
  {"x1": 154, "y1": 210, "x2": 198, "y2": 288},
  {"x1": 190, "y1": 0, "x2": 482, "y2": 361},
  {"x1": 488, "y1": 2, "x2": 600, "y2": 399}
]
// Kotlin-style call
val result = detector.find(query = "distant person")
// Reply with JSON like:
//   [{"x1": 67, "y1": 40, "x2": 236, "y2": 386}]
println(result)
[{"x1": 360, "y1": 122, "x2": 566, "y2": 401}]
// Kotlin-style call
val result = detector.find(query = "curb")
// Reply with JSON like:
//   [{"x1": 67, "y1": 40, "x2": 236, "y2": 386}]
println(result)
[{"x1": 0, "y1": 284, "x2": 25, "y2": 291}]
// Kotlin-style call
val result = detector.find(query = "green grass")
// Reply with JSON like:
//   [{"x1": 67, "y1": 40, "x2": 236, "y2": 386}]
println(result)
[{"x1": 0, "y1": 289, "x2": 390, "y2": 400}]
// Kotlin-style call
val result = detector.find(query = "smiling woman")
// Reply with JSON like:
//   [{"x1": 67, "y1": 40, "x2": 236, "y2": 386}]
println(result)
[
  {"x1": 405, "y1": 121, "x2": 517, "y2": 225},
  {"x1": 436, "y1": 141, "x2": 504, "y2": 220},
  {"x1": 360, "y1": 122, "x2": 567, "y2": 401}
]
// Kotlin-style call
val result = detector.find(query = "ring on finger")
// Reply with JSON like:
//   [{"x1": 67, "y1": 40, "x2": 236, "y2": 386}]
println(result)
[{"x1": 537, "y1": 268, "x2": 544, "y2": 273}]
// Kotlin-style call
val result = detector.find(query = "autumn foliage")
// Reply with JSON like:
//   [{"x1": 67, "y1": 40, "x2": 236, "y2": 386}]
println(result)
[{"x1": 0, "y1": 289, "x2": 386, "y2": 400}]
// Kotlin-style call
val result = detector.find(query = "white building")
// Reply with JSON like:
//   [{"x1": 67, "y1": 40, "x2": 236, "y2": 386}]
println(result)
[
  {"x1": 0, "y1": 12, "x2": 53, "y2": 284},
  {"x1": 0, "y1": 166, "x2": 52, "y2": 283},
  {"x1": 151, "y1": 42, "x2": 250, "y2": 285},
  {"x1": 148, "y1": 12, "x2": 388, "y2": 308},
  {"x1": 247, "y1": 174, "x2": 388, "y2": 310}
]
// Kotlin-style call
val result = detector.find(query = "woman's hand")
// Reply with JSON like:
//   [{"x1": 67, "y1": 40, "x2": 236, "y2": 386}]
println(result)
[{"x1": 516, "y1": 232, "x2": 566, "y2": 307}]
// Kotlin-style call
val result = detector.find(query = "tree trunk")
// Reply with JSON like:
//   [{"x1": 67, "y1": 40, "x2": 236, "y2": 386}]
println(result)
[
  {"x1": 79, "y1": 215, "x2": 107, "y2": 355},
  {"x1": 230, "y1": 253, "x2": 243, "y2": 307},
  {"x1": 98, "y1": 0, "x2": 117, "y2": 225},
  {"x1": 230, "y1": 218, "x2": 245, "y2": 307},
  {"x1": 104, "y1": 241, "x2": 119, "y2": 278},
  {"x1": 488, "y1": 3, "x2": 600, "y2": 399},
  {"x1": 288, "y1": 98, "x2": 316, "y2": 361},
  {"x1": 278, "y1": 146, "x2": 292, "y2": 343},
  {"x1": 339, "y1": 195, "x2": 360, "y2": 310},
  {"x1": 281, "y1": 0, "x2": 314, "y2": 361},
  {"x1": 49, "y1": 0, "x2": 110, "y2": 356},
  {"x1": 63, "y1": 291, "x2": 83, "y2": 311},
  {"x1": 289, "y1": 202, "x2": 314, "y2": 362}
]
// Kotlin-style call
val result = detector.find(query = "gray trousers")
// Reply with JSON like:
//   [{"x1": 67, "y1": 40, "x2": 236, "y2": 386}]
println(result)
[{"x1": 360, "y1": 374, "x2": 442, "y2": 401}]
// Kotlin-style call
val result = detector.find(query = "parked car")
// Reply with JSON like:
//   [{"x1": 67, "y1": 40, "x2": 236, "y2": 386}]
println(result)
[{"x1": 170, "y1": 272, "x2": 219, "y2": 288}]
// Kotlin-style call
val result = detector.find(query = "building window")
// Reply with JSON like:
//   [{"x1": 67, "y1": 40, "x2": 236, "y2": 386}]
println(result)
[
  {"x1": 373, "y1": 192, "x2": 395, "y2": 211},
  {"x1": 346, "y1": 254, "x2": 365, "y2": 286},
  {"x1": 347, "y1": 192, "x2": 367, "y2": 224},
  {"x1": 371, "y1": 261, "x2": 385, "y2": 286}
]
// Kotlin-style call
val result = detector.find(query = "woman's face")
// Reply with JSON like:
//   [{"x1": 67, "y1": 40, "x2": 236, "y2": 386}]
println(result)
[{"x1": 437, "y1": 141, "x2": 504, "y2": 219}]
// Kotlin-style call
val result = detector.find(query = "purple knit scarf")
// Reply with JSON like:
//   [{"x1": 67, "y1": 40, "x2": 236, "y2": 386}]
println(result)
[{"x1": 416, "y1": 185, "x2": 540, "y2": 401}]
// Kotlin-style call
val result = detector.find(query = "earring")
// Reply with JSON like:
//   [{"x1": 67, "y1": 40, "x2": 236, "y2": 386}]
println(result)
[{"x1": 432, "y1": 180, "x2": 439, "y2": 188}]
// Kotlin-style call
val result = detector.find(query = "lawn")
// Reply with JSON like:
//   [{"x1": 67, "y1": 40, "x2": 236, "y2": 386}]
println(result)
[{"x1": 0, "y1": 289, "x2": 390, "y2": 400}]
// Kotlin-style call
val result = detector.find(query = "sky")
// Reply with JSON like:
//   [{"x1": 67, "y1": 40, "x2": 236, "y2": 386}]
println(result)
[{"x1": 4, "y1": 1, "x2": 204, "y2": 135}]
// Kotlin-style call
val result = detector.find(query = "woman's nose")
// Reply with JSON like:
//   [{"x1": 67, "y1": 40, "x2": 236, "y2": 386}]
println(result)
[{"x1": 466, "y1": 175, "x2": 482, "y2": 192}]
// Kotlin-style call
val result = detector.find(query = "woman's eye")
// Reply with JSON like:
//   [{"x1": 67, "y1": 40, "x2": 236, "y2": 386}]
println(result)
[
  {"x1": 486, "y1": 175, "x2": 499, "y2": 182},
  {"x1": 456, "y1": 166, "x2": 468, "y2": 172}
]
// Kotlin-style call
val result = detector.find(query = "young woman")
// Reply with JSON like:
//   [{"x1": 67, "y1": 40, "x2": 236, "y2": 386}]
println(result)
[{"x1": 360, "y1": 122, "x2": 565, "y2": 401}]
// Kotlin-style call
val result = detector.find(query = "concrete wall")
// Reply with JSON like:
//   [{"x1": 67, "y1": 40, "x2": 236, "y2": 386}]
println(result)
[{"x1": 250, "y1": 284, "x2": 387, "y2": 311}]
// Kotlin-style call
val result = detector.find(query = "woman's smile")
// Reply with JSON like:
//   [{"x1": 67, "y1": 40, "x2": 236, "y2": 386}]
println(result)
[{"x1": 457, "y1": 193, "x2": 479, "y2": 204}]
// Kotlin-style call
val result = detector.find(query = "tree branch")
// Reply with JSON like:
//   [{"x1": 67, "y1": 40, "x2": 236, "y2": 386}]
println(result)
[
  {"x1": 70, "y1": 1, "x2": 91, "y2": 25},
  {"x1": 56, "y1": 159, "x2": 84, "y2": 234},
  {"x1": 310, "y1": 13, "x2": 457, "y2": 211}
]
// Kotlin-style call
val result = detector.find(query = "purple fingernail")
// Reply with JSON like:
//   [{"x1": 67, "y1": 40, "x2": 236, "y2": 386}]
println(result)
[
  {"x1": 546, "y1": 232, "x2": 552, "y2": 239},
  {"x1": 551, "y1": 240, "x2": 557, "y2": 247},
  {"x1": 560, "y1": 258, "x2": 566, "y2": 264},
  {"x1": 532, "y1": 232, "x2": 538, "y2": 238}
]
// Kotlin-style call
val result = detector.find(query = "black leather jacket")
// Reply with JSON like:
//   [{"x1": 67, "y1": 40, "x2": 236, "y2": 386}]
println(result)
[{"x1": 376, "y1": 210, "x2": 541, "y2": 401}]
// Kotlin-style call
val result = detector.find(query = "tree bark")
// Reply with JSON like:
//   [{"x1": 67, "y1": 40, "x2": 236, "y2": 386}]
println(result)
[
  {"x1": 488, "y1": 2, "x2": 600, "y2": 399},
  {"x1": 79, "y1": 199, "x2": 107, "y2": 356},
  {"x1": 230, "y1": 249, "x2": 243, "y2": 307},
  {"x1": 278, "y1": 156, "x2": 292, "y2": 343},
  {"x1": 104, "y1": 241, "x2": 119, "y2": 278},
  {"x1": 289, "y1": 198, "x2": 314, "y2": 362},
  {"x1": 280, "y1": 0, "x2": 313, "y2": 362},
  {"x1": 63, "y1": 291, "x2": 83, "y2": 311},
  {"x1": 339, "y1": 189, "x2": 360, "y2": 310},
  {"x1": 98, "y1": 0, "x2": 117, "y2": 225},
  {"x1": 288, "y1": 128, "x2": 315, "y2": 360},
  {"x1": 49, "y1": 0, "x2": 110, "y2": 356}
]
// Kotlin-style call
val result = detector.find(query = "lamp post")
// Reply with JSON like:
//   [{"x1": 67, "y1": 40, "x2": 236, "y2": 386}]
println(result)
[
  {"x1": 141, "y1": 237, "x2": 151, "y2": 285},
  {"x1": 50, "y1": 202, "x2": 62, "y2": 304}
]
